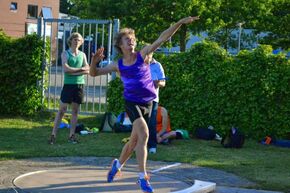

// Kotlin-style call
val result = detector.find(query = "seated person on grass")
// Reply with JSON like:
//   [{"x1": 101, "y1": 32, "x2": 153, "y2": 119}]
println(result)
[
  {"x1": 156, "y1": 106, "x2": 189, "y2": 144},
  {"x1": 121, "y1": 106, "x2": 189, "y2": 144}
]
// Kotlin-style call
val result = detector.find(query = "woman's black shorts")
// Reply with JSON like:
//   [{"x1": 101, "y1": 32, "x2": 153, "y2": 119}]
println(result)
[
  {"x1": 60, "y1": 84, "x2": 84, "y2": 104},
  {"x1": 125, "y1": 100, "x2": 153, "y2": 124}
]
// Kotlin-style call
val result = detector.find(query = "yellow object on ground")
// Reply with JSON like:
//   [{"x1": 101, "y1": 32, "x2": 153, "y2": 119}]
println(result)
[
  {"x1": 122, "y1": 137, "x2": 130, "y2": 143},
  {"x1": 62, "y1": 118, "x2": 69, "y2": 124}
]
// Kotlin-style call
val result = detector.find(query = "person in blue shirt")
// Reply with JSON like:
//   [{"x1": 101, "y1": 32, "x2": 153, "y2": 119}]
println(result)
[{"x1": 148, "y1": 53, "x2": 166, "y2": 154}]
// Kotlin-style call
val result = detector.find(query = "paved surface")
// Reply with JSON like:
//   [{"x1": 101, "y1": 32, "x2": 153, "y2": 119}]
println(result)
[
  {"x1": 13, "y1": 169, "x2": 190, "y2": 193},
  {"x1": 0, "y1": 157, "x2": 284, "y2": 193}
]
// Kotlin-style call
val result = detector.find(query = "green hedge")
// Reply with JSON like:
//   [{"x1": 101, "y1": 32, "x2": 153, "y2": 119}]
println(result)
[
  {"x1": 107, "y1": 41, "x2": 290, "y2": 139},
  {"x1": 0, "y1": 31, "x2": 44, "y2": 115}
]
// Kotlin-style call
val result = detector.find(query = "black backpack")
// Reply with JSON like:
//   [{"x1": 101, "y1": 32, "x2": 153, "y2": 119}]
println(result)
[
  {"x1": 221, "y1": 127, "x2": 245, "y2": 148},
  {"x1": 113, "y1": 112, "x2": 132, "y2": 133},
  {"x1": 195, "y1": 128, "x2": 216, "y2": 140}
]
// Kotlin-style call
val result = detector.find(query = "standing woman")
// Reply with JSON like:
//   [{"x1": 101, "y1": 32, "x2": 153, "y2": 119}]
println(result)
[{"x1": 49, "y1": 32, "x2": 90, "y2": 144}]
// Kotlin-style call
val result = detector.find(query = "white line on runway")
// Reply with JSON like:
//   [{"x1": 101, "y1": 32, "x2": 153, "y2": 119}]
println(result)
[
  {"x1": 13, "y1": 170, "x2": 47, "y2": 183},
  {"x1": 150, "y1": 162, "x2": 181, "y2": 173},
  {"x1": 12, "y1": 170, "x2": 48, "y2": 193}
]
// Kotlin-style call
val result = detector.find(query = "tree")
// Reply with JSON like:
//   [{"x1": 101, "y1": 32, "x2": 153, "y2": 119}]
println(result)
[
  {"x1": 257, "y1": 0, "x2": 290, "y2": 49},
  {"x1": 68, "y1": 0, "x2": 289, "y2": 51},
  {"x1": 60, "y1": 0, "x2": 73, "y2": 14},
  {"x1": 199, "y1": 0, "x2": 290, "y2": 51},
  {"x1": 69, "y1": 0, "x2": 202, "y2": 51},
  {"x1": 198, "y1": 0, "x2": 274, "y2": 51}
]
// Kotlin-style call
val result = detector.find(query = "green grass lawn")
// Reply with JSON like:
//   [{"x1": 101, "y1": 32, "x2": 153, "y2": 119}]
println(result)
[{"x1": 0, "y1": 112, "x2": 289, "y2": 192}]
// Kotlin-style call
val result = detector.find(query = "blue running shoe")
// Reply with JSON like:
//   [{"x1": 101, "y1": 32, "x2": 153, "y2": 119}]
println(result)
[
  {"x1": 107, "y1": 159, "x2": 120, "y2": 183},
  {"x1": 138, "y1": 176, "x2": 154, "y2": 193}
]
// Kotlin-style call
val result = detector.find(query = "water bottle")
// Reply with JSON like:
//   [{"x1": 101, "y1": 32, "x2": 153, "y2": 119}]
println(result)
[{"x1": 80, "y1": 130, "x2": 89, "y2": 135}]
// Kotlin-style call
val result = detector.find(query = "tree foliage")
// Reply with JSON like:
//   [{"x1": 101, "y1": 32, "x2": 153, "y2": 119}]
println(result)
[
  {"x1": 198, "y1": 0, "x2": 269, "y2": 49},
  {"x1": 67, "y1": 0, "x2": 289, "y2": 50},
  {"x1": 0, "y1": 33, "x2": 45, "y2": 115},
  {"x1": 257, "y1": 0, "x2": 290, "y2": 49},
  {"x1": 60, "y1": 0, "x2": 73, "y2": 14},
  {"x1": 69, "y1": 0, "x2": 201, "y2": 51}
]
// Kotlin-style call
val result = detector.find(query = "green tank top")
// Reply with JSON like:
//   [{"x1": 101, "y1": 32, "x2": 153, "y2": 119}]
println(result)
[{"x1": 64, "y1": 50, "x2": 85, "y2": 84}]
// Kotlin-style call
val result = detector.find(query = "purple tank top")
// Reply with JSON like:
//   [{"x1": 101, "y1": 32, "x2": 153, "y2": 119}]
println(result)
[{"x1": 118, "y1": 52, "x2": 156, "y2": 104}]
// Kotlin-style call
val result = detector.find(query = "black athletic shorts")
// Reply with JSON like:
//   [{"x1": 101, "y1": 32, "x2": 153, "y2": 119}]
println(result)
[
  {"x1": 125, "y1": 100, "x2": 153, "y2": 124},
  {"x1": 60, "y1": 84, "x2": 84, "y2": 104}
]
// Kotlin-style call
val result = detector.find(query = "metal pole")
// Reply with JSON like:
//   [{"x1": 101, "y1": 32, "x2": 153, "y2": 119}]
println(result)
[
  {"x1": 112, "y1": 19, "x2": 120, "y2": 60},
  {"x1": 41, "y1": 19, "x2": 47, "y2": 105},
  {"x1": 37, "y1": 17, "x2": 43, "y2": 37},
  {"x1": 237, "y1": 22, "x2": 244, "y2": 53},
  {"x1": 111, "y1": 19, "x2": 120, "y2": 80}
]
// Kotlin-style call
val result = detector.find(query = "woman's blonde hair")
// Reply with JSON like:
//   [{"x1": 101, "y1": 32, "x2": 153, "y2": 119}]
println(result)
[
  {"x1": 67, "y1": 32, "x2": 84, "y2": 47},
  {"x1": 114, "y1": 28, "x2": 135, "y2": 54}
]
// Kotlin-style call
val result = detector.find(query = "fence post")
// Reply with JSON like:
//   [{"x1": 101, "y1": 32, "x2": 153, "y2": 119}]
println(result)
[
  {"x1": 37, "y1": 17, "x2": 43, "y2": 37},
  {"x1": 111, "y1": 19, "x2": 120, "y2": 80},
  {"x1": 39, "y1": 18, "x2": 46, "y2": 105}
]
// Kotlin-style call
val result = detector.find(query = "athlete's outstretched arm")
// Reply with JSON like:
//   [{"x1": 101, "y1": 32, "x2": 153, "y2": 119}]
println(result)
[
  {"x1": 141, "y1": 16, "x2": 199, "y2": 57},
  {"x1": 89, "y1": 47, "x2": 118, "y2": 76}
]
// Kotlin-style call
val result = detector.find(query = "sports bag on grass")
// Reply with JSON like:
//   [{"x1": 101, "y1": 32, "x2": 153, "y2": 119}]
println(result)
[
  {"x1": 221, "y1": 127, "x2": 245, "y2": 148},
  {"x1": 113, "y1": 112, "x2": 132, "y2": 133},
  {"x1": 100, "y1": 112, "x2": 117, "y2": 132},
  {"x1": 195, "y1": 128, "x2": 216, "y2": 140}
]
